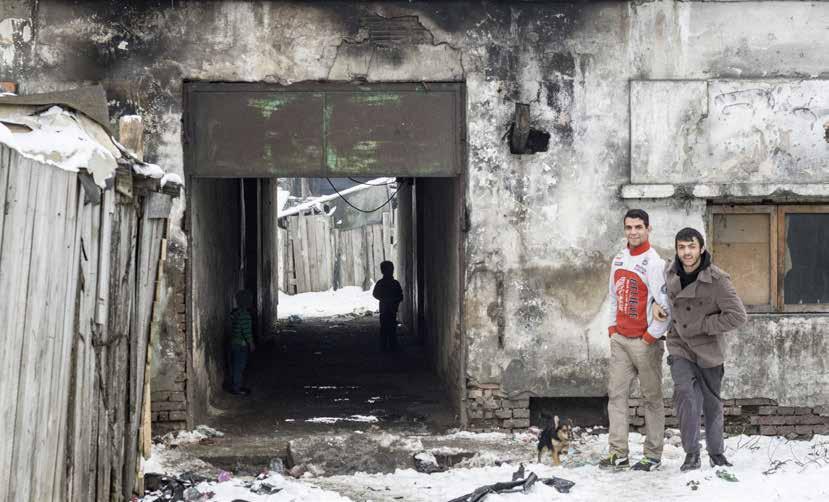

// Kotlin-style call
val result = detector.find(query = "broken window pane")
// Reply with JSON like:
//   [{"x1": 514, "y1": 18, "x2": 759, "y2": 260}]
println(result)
[
  {"x1": 784, "y1": 213, "x2": 829, "y2": 305},
  {"x1": 712, "y1": 213, "x2": 771, "y2": 306}
]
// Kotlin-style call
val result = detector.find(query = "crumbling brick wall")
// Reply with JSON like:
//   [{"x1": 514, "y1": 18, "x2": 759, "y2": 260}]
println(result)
[
  {"x1": 466, "y1": 383, "x2": 531, "y2": 432},
  {"x1": 151, "y1": 252, "x2": 189, "y2": 435}
]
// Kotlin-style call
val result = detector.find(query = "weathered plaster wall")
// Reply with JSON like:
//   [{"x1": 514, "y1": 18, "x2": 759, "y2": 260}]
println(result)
[
  {"x1": 3, "y1": 1, "x2": 828, "y2": 426},
  {"x1": 417, "y1": 177, "x2": 464, "y2": 414},
  {"x1": 189, "y1": 178, "x2": 242, "y2": 421}
]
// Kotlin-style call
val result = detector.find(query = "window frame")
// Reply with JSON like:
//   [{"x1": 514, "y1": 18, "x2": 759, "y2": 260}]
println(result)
[
  {"x1": 777, "y1": 205, "x2": 829, "y2": 313},
  {"x1": 709, "y1": 204, "x2": 829, "y2": 314},
  {"x1": 708, "y1": 205, "x2": 778, "y2": 313}
]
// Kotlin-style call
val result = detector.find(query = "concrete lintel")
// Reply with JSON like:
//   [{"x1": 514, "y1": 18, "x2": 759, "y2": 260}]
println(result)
[{"x1": 621, "y1": 183, "x2": 829, "y2": 200}]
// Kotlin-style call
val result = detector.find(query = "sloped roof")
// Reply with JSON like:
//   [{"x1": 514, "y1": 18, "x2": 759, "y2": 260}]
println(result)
[{"x1": 0, "y1": 85, "x2": 111, "y2": 133}]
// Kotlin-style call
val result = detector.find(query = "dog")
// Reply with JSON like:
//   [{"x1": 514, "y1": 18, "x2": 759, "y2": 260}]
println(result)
[{"x1": 536, "y1": 415, "x2": 573, "y2": 466}]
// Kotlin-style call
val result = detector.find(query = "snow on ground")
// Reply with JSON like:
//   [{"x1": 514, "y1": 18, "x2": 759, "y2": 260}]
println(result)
[
  {"x1": 305, "y1": 415, "x2": 380, "y2": 424},
  {"x1": 142, "y1": 428, "x2": 829, "y2": 502},
  {"x1": 277, "y1": 287, "x2": 378, "y2": 319}
]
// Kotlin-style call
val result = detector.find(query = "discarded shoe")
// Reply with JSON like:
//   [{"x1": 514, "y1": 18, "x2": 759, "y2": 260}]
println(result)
[
  {"x1": 709, "y1": 453, "x2": 733, "y2": 467},
  {"x1": 631, "y1": 457, "x2": 661, "y2": 472},
  {"x1": 598, "y1": 453, "x2": 629, "y2": 469},
  {"x1": 680, "y1": 452, "x2": 701, "y2": 472}
]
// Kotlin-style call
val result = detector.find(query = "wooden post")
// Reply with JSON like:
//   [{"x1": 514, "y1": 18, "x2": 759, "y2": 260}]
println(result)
[{"x1": 118, "y1": 116, "x2": 144, "y2": 162}]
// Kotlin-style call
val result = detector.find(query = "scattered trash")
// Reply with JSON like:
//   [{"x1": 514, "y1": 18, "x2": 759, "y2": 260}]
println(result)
[
  {"x1": 413, "y1": 451, "x2": 443, "y2": 474},
  {"x1": 182, "y1": 486, "x2": 203, "y2": 501},
  {"x1": 217, "y1": 470, "x2": 232, "y2": 482},
  {"x1": 687, "y1": 480, "x2": 700, "y2": 491},
  {"x1": 269, "y1": 457, "x2": 285, "y2": 475},
  {"x1": 716, "y1": 469, "x2": 739, "y2": 482},
  {"x1": 447, "y1": 464, "x2": 574, "y2": 501},
  {"x1": 250, "y1": 482, "x2": 282, "y2": 495}
]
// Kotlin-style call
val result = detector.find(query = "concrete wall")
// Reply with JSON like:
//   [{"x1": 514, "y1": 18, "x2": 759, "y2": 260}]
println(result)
[
  {"x1": 189, "y1": 178, "x2": 242, "y2": 422},
  {"x1": 3, "y1": 0, "x2": 828, "y2": 428},
  {"x1": 417, "y1": 177, "x2": 464, "y2": 415}
]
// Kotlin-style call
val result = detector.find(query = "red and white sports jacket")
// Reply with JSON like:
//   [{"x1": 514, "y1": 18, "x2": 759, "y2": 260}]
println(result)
[{"x1": 608, "y1": 241, "x2": 671, "y2": 344}]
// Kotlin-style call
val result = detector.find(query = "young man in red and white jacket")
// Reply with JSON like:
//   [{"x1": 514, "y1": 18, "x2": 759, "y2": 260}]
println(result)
[{"x1": 601, "y1": 209, "x2": 672, "y2": 471}]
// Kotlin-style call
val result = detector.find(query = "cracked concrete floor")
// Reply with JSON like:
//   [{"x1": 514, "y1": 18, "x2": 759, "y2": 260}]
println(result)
[{"x1": 183, "y1": 316, "x2": 457, "y2": 470}]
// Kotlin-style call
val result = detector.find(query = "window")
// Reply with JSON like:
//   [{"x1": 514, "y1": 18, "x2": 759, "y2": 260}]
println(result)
[{"x1": 709, "y1": 205, "x2": 829, "y2": 313}]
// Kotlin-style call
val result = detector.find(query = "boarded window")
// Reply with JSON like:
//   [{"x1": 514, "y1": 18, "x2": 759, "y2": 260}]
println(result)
[
  {"x1": 783, "y1": 213, "x2": 829, "y2": 305},
  {"x1": 710, "y1": 205, "x2": 829, "y2": 313},
  {"x1": 712, "y1": 212, "x2": 771, "y2": 307}
]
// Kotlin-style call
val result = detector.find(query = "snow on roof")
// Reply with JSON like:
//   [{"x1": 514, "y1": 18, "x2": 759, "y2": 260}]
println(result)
[
  {"x1": 0, "y1": 104, "x2": 181, "y2": 190},
  {"x1": 279, "y1": 178, "x2": 395, "y2": 218},
  {"x1": 0, "y1": 105, "x2": 119, "y2": 187}
]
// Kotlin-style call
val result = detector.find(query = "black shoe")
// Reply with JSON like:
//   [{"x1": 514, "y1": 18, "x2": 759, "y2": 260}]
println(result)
[
  {"x1": 709, "y1": 453, "x2": 732, "y2": 467},
  {"x1": 631, "y1": 457, "x2": 661, "y2": 472},
  {"x1": 230, "y1": 388, "x2": 250, "y2": 396},
  {"x1": 680, "y1": 452, "x2": 701, "y2": 472}
]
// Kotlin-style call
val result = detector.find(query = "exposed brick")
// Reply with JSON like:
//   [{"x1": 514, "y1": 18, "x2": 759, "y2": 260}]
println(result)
[
  {"x1": 468, "y1": 409, "x2": 483, "y2": 419},
  {"x1": 815, "y1": 406, "x2": 829, "y2": 417},
  {"x1": 504, "y1": 399, "x2": 530, "y2": 409},
  {"x1": 636, "y1": 407, "x2": 646, "y2": 417},
  {"x1": 482, "y1": 389, "x2": 492, "y2": 398},
  {"x1": 474, "y1": 383, "x2": 502, "y2": 390},
  {"x1": 484, "y1": 411, "x2": 494, "y2": 419},
  {"x1": 793, "y1": 415, "x2": 826, "y2": 425},
  {"x1": 168, "y1": 411, "x2": 187, "y2": 422},
  {"x1": 483, "y1": 399, "x2": 500, "y2": 410},
  {"x1": 812, "y1": 424, "x2": 829, "y2": 434},
  {"x1": 152, "y1": 401, "x2": 186, "y2": 412},
  {"x1": 152, "y1": 391, "x2": 172, "y2": 402},
  {"x1": 664, "y1": 407, "x2": 675, "y2": 417},
  {"x1": 777, "y1": 425, "x2": 795, "y2": 435},
  {"x1": 175, "y1": 372, "x2": 187, "y2": 382},
  {"x1": 513, "y1": 408, "x2": 530, "y2": 419},
  {"x1": 724, "y1": 406, "x2": 742, "y2": 416},
  {"x1": 665, "y1": 417, "x2": 679, "y2": 427},
  {"x1": 629, "y1": 416, "x2": 645, "y2": 426},
  {"x1": 628, "y1": 398, "x2": 642, "y2": 407},
  {"x1": 492, "y1": 389, "x2": 508, "y2": 398},
  {"x1": 758, "y1": 406, "x2": 776, "y2": 415},
  {"x1": 776, "y1": 407, "x2": 795, "y2": 415},
  {"x1": 628, "y1": 407, "x2": 637, "y2": 417},
  {"x1": 495, "y1": 409, "x2": 513, "y2": 419},
  {"x1": 504, "y1": 418, "x2": 530, "y2": 429},
  {"x1": 759, "y1": 426, "x2": 778, "y2": 435},
  {"x1": 794, "y1": 407, "x2": 813, "y2": 415},
  {"x1": 152, "y1": 411, "x2": 169, "y2": 422},
  {"x1": 795, "y1": 425, "x2": 814, "y2": 435},
  {"x1": 169, "y1": 391, "x2": 186, "y2": 402},
  {"x1": 468, "y1": 389, "x2": 483, "y2": 399},
  {"x1": 735, "y1": 398, "x2": 778, "y2": 406},
  {"x1": 751, "y1": 415, "x2": 790, "y2": 425}
]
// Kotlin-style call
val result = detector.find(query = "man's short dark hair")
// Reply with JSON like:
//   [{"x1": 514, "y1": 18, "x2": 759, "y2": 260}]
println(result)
[
  {"x1": 623, "y1": 209, "x2": 649, "y2": 227},
  {"x1": 675, "y1": 227, "x2": 705, "y2": 249},
  {"x1": 380, "y1": 260, "x2": 394, "y2": 275}
]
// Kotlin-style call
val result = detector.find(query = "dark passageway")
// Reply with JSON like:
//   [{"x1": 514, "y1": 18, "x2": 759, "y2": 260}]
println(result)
[{"x1": 208, "y1": 316, "x2": 455, "y2": 437}]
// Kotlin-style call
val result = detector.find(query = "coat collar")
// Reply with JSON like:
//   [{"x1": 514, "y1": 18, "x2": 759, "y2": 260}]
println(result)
[
  {"x1": 667, "y1": 259, "x2": 717, "y2": 298},
  {"x1": 627, "y1": 241, "x2": 651, "y2": 256}
]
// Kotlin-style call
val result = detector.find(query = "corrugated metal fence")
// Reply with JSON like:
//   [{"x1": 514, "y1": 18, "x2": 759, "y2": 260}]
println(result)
[{"x1": 0, "y1": 145, "x2": 170, "y2": 501}]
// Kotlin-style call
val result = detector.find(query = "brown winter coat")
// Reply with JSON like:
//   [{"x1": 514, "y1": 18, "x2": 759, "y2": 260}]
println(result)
[{"x1": 665, "y1": 259, "x2": 748, "y2": 368}]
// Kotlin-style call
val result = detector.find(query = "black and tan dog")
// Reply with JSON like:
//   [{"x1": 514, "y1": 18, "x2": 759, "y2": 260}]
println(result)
[{"x1": 536, "y1": 416, "x2": 573, "y2": 465}]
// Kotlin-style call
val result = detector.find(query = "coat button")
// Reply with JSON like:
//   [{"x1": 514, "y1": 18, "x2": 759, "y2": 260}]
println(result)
[
  {"x1": 682, "y1": 324, "x2": 687, "y2": 328},
  {"x1": 686, "y1": 306, "x2": 691, "y2": 311}
]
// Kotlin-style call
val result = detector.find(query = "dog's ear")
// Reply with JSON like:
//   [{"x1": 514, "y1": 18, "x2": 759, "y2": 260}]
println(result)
[{"x1": 554, "y1": 415, "x2": 560, "y2": 429}]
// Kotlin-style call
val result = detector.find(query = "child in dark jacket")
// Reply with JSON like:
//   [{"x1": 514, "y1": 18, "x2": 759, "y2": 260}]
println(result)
[
  {"x1": 372, "y1": 261, "x2": 403, "y2": 351},
  {"x1": 228, "y1": 290, "x2": 256, "y2": 395}
]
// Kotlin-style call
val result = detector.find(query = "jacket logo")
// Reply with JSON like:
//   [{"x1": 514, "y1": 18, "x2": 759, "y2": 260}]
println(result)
[
  {"x1": 614, "y1": 261, "x2": 624, "y2": 266},
  {"x1": 634, "y1": 264, "x2": 647, "y2": 274}
]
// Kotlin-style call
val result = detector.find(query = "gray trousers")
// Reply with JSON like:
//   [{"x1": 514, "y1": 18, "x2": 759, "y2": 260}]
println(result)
[{"x1": 669, "y1": 355, "x2": 725, "y2": 455}]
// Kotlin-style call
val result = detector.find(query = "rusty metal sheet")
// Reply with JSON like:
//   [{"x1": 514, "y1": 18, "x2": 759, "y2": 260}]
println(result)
[
  {"x1": 325, "y1": 89, "x2": 460, "y2": 176},
  {"x1": 190, "y1": 90, "x2": 324, "y2": 177},
  {"x1": 186, "y1": 82, "x2": 464, "y2": 178}
]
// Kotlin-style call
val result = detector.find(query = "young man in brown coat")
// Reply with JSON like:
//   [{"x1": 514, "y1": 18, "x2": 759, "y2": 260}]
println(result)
[{"x1": 662, "y1": 227, "x2": 747, "y2": 471}]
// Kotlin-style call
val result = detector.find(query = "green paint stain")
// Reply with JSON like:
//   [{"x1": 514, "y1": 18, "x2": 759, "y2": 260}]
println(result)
[
  {"x1": 348, "y1": 93, "x2": 402, "y2": 106},
  {"x1": 248, "y1": 96, "x2": 297, "y2": 119}
]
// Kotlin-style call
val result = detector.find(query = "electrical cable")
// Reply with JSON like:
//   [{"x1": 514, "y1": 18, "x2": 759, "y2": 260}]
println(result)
[
  {"x1": 325, "y1": 177, "x2": 399, "y2": 214},
  {"x1": 347, "y1": 176, "x2": 397, "y2": 186}
]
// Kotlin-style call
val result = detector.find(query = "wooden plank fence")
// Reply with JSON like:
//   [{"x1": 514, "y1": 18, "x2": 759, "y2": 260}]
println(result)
[
  {"x1": 281, "y1": 212, "x2": 396, "y2": 294},
  {"x1": 0, "y1": 144, "x2": 172, "y2": 501}
]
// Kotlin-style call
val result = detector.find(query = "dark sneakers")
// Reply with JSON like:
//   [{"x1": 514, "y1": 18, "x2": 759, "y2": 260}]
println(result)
[
  {"x1": 709, "y1": 453, "x2": 733, "y2": 467},
  {"x1": 680, "y1": 452, "x2": 701, "y2": 472},
  {"x1": 631, "y1": 457, "x2": 662, "y2": 472},
  {"x1": 599, "y1": 453, "x2": 629, "y2": 469}
]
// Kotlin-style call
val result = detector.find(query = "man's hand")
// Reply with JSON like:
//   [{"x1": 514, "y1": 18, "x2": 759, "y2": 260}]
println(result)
[{"x1": 653, "y1": 303, "x2": 668, "y2": 322}]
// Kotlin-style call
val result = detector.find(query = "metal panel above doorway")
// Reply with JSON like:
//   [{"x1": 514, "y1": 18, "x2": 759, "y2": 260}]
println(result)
[{"x1": 185, "y1": 82, "x2": 465, "y2": 178}]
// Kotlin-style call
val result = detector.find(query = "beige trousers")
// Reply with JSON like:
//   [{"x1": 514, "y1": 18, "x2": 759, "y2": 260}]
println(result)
[{"x1": 607, "y1": 334, "x2": 665, "y2": 459}]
